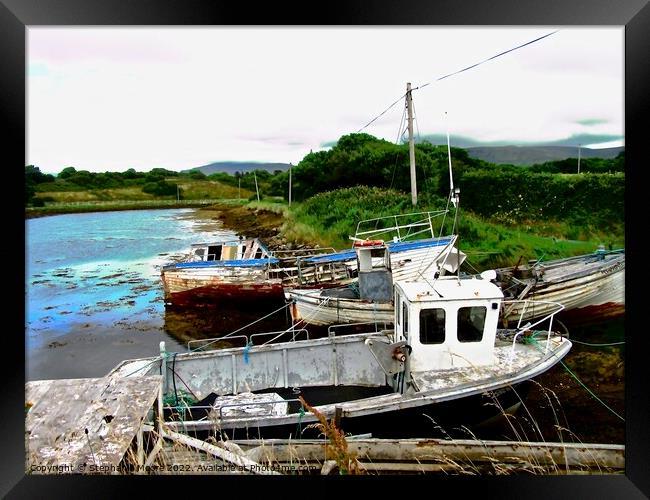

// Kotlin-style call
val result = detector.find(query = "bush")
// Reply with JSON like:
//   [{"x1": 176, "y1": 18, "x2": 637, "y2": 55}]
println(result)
[{"x1": 142, "y1": 180, "x2": 178, "y2": 197}]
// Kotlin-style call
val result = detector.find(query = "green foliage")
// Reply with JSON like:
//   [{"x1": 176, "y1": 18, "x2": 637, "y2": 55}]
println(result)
[
  {"x1": 288, "y1": 186, "x2": 449, "y2": 248},
  {"x1": 274, "y1": 133, "x2": 487, "y2": 202},
  {"x1": 185, "y1": 169, "x2": 207, "y2": 180},
  {"x1": 25, "y1": 165, "x2": 55, "y2": 206},
  {"x1": 528, "y1": 154, "x2": 624, "y2": 174},
  {"x1": 25, "y1": 165, "x2": 55, "y2": 184},
  {"x1": 459, "y1": 170, "x2": 624, "y2": 231},
  {"x1": 142, "y1": 180, "x2": 179, "y2": 197},
  {"x1": 287, "y1": 185, "x2": 618, "y2": 270},
  {"x1": 57, "y1": 166, "x2": 77, "y2": 179}
]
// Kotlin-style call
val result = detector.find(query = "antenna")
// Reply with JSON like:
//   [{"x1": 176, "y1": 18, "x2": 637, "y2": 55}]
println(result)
[
  {"x1": 445, "y1": 113, "x2": 461, "y2": 279},
  {"x1": 445, "y1": 112, "x2": 455, "y2": 201}
]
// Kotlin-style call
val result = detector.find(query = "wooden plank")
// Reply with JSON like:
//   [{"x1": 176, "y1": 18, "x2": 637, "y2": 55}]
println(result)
[
  {"x1": 233, "y1": 438, "x2": 624, "y2": 470},
  {"x1": 162, "y1": 430, "x2": 281, "y2": 475},
  {"x1": 26, "y1": 376, "x2": 162, "y2": 472}
]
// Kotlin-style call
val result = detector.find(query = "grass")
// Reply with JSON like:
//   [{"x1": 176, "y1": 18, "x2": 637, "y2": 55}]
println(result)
[
  {"x1": 282, "y1": 187, "x2": 623, "y2": 269},
  {"x1": 33, "y1": 179, "x2": 254, "y2": 204},
  {"x1": 172, "y1": 179, "x2": 253, "y2": 200}
]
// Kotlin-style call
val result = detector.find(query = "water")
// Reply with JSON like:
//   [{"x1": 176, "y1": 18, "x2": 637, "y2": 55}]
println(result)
[
  {"x1": 26, "y1": 208, "x2": 243, "y2": 379},
  {"x1": 25, "y1": 209, "x2": 625, "y2": 444}
]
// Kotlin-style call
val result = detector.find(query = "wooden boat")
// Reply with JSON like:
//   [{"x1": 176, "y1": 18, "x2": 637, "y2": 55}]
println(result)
[
  {"x1": 160, "y1": 237, "x2": 342, "y2": 307},
  {"x1": 161, "y1": 210, "x2": 462, "y2": 308},
  {"x1": 108, "y1": 274, "x2": 571, "y2": 439},
  {"x1": 495, "y1": 248, "x2": 625, "y2": 325}
]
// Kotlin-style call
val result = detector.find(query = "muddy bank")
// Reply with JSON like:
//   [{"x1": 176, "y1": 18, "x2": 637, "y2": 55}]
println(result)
[{"x1": 193, "y1": 203, "x2": 318, "y2": 251}]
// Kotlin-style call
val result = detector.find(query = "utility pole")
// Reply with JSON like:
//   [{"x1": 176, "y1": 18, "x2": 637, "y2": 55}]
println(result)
[
  {"x1": 176, "y1": 184, "x2": 180, "y2": 202},
  {"x1": 254, "y1": 171, "x2": 260, "y2": 202},
  {"x1": 577, "y1": 144, "x2": 581, "y2": 174},
  {"x1": 288, "y1": 163, "x2": 292, "y2": 206},
  {"x1": 238, "y1": 176, "x2": 241, "y2": 199},
  {"x1": 406, "y1": 82, "x2": 417, "y2": 206}
]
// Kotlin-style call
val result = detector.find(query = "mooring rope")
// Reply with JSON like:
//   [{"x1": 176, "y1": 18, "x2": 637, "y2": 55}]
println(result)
[
  {"x1": 528, "y1": 335, "x2": 624, "y2": 422},
  {"x1": 569, "y1": 339, "x2": 625, "y2": 347}
]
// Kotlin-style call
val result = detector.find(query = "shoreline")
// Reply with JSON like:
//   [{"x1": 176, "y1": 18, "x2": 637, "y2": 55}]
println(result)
[
  {"x1": 25, "y1": 200, "x2": 234, "y2": 219},
  {"x1": 26, "y1": 200, "x2": 316, "y2": 251}
]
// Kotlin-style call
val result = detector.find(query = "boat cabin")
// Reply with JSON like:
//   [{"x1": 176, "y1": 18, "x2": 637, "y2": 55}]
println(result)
[
  {"x1": 188, "y1": 238, "x2": 272, "y2": 262},
  {"x1": 393, "y1": 277, "x2": 504, "y2": 372},
  {"x1": 354, "y1": 240, "x2": 393, "y2": 303}
]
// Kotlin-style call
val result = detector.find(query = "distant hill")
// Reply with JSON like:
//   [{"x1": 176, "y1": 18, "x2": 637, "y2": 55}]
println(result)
[
  {"x1": 464, "y1": 146, "x2": 624, "y2": 166},
  {"x1": 184, "y1": 161, "x2": 291, "y2": 175}
]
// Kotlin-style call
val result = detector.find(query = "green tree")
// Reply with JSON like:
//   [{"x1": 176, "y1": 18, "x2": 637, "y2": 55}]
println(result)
[{"x1": 58, "y1": 166, "x2": 77, "y2": 179}]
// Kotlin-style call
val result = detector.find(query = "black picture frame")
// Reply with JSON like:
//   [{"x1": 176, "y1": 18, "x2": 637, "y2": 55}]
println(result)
[{"x1": 4, "y1": 0, "x2": 647, "y2": 497}]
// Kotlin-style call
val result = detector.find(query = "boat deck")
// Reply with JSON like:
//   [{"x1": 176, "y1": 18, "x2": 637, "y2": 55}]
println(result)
[
  {"x1": 537, "y1": 253, "x2": 623, "y2": 283},
  {"x1": 411, "y1": 340, "x2": 561, "y2": 392}
]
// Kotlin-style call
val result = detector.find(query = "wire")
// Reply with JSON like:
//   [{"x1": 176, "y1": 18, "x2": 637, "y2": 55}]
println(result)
[
  {"x1": 419, "y1": 30, "x2": 559, "y2": 88},
  {"x1": 357, "y1": 92, "x2": 407, "y2": 133},
  {"x1": 357, "y1": 30, "x2": 559, "y2": 133}
]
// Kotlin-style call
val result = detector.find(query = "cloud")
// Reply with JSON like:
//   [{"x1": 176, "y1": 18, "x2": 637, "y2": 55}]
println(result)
[
  {"x1": 418, "y1": 133, "x2": 623, "y2": 148},
  {"x1": 576, "y1": 119, "x2": 609, "y2": 126}
]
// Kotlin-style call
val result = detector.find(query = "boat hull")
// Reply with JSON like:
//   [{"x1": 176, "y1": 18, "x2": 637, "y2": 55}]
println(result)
[
  {"x1": 499, "y1": 253, "x2": 625, "y2": 325},
  {"x1": 174, "y1": 382, "x2": 530, "y2": 441},
  {"x1": 162, "y1": 269, "x2": 285, "y2": 306},
  {"x1": 289, "y1": 290, "x2": 393, "y2": 326}
]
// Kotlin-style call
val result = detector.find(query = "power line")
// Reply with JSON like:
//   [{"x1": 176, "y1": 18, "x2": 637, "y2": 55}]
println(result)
[
  {"x1": 357, "y1": 30, "x2": 559, "y2": 134},
  {"x1": 419, "y1": 30, "x2": 559, "y2": 88},
  {"x1": 357, "y1": 92, "x2": 406, "y2": 133}
]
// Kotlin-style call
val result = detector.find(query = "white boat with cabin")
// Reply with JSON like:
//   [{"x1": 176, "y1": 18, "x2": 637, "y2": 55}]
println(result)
[{"x1": 108, "y1": 273, "x2": 571, "y2": 439}]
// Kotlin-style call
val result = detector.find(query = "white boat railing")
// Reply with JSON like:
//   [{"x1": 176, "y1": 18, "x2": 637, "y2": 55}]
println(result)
[
  {"x1": 250, "y1": 329, "x2": 310, "y2": 345},
  {"x1": 354, "y1": 210, "x2": 449, "y2": 243},
  {"x1": 187, "y1": 335, "x2": 250, "y2": 352},
  {"x1": 186, "y1": 329, "x2": 310, "y2": 352},
  {"x1": 502, "y1": 299, "x2": 566, "y2": 358}
]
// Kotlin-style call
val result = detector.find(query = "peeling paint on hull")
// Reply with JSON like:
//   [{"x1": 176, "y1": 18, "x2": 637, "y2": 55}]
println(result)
[
  {"x1": 559, "y1": 301, "x2": 625, "y2": 326},
  {"x1": 165, "y1": 282, "x2": 286, "y2": 307}
]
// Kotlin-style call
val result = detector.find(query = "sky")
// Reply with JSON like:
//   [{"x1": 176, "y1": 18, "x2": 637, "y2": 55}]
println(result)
[{"x1": 27, "y1": 27, "x2": 624, "y2": 174}]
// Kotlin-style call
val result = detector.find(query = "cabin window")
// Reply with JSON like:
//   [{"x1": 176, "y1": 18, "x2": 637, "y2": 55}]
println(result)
[
  {"x1": 457, "y1": 306, "x2": 486, "y2": 343},
  {"x1": 420, "y1": 309, "x2": 445, "y2": 344},
  {"x1": 254, "y1": 249, "x2": 263, "y2": 259},
  {"x1": 402, "y1": 302, "x2": 409, "y2": 336},
  {"x1": 207, "y1": 245, "x2": 222, "y2": 261}
]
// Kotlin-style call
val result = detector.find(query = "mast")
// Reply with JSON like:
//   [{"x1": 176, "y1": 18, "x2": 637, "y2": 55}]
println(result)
[{"x1": 406, "y1": 82, "x2": 417, "y2": 206}]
